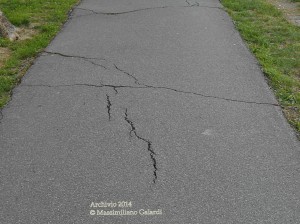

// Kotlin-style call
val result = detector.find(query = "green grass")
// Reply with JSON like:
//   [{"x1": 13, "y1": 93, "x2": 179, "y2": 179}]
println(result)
[
  {"x1": 0, "y1": 0, "x2": 79, "y2": 107},
  {"x1": 221, "y1": 0, "x2": 300, "y2": 133}
]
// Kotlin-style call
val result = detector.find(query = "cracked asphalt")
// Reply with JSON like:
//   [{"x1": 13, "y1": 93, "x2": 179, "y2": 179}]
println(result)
[{"x1": 1, "y1": 0, "x2": 300, "y2": 223}]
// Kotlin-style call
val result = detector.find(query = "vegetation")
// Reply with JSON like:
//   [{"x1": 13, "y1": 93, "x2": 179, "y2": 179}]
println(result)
[
  {"x1": 222, "y1": 0, "x2": 300, "y2": 132},
  {"x1": 0, "y1": 0, "x2": 79, "y2": 107}
]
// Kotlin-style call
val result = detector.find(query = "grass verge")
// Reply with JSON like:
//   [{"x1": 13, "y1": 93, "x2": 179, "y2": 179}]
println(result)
[
  {"x1": 0, "y1": 0, "x2": 79, "y2": 107},
  {"x1": 221, "y1": 0, "x2": 300, "y2": 133}
]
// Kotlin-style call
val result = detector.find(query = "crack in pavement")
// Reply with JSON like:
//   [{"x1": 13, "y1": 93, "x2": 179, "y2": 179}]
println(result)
[
  {"x1": 186, "y1": 0, "x2": 200, "y2": 7},
  {"x1": 35, "y1": 51, "x2": 279, "y2": 106},
  {"x1": 44, "y1": 51, "x2": 147, "y2": 87},
  {"x1": 76, "y1": 6, "x2": 168, "y2": 16},
  {"x1": 22, "y1": 83, "x2": 279, "y2": 106},
  {"x1": 106, "y1": 94, "x2": 112, "y2": 121},
  {"x1": 186, "y1": 0, "x2": 191, "y2": 6},
  {"x1": 43, "y1": 51, "x2": 107, "y2": 70},
  {"x1": 141, "y1": 84, "x2": 280, "y2": 106},
  {"x1": 44, "y1": 51, "x2": 106, "y2": 61},
  {"x1": 74, "y1": 4, "x2": 221, "y2": 18},
  {"x1": 113, "y1": 87, "x2": 118, "y2": 95},
  {"x1": 113, "y1": 64, "x2": 143, "y2": 86},
  {"x1": 124, "y1": 108, "x2": 157, "y2": 183},
  {"x1": 43, "y1": 51, "x2": 142, "y2": 85}
]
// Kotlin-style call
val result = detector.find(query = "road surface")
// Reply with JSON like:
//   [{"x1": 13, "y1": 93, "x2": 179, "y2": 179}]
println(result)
[{"x1": 1, "y1": 0, "x2": 299, "y2": 223}]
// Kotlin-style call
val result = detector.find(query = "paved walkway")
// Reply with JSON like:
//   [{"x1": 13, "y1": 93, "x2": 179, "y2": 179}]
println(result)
[{"x1": 1, "y1": 0, "x2": 299, "y2": 223}]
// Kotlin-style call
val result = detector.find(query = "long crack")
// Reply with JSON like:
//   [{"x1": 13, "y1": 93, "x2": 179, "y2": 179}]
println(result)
[
  {"x1": 124, "y1": 108, "x2": 157, "y2": 183},
  {"x1": 106, "y1": 94, "x2": 112, "y2": 121},
  {"x1": 76, "y1": 6, "x2": 168, "y2": 16},
  {"x1": 43, "y1": 51, "x2": 107, "y2": 70},
  {"x1": 43, "y1": 51, "x2": 142, "y2": 86},
  {"x1": 22, "y1": 83, "x2": 279, "y2": 107},
  {"x1": 74, "y1": 4, "x2": 221, "y2": 18},
  {"x1": 31, "y1": 51, "x2": 279, "y2": 106}
]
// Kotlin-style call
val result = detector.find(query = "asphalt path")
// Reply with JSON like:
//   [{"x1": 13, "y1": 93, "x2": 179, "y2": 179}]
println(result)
[{"x1": 1, "y1": 0, "x2": 299, "y2": 223}]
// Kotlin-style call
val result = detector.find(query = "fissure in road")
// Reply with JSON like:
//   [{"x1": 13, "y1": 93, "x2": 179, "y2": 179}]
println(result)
[
  {"x1": 73, "y1": 2, "x2": 221, "y2": 18},
  {"x1": 106, "y1": 94, "x2": 112, "y2": 121},
  {"x1": 124, "y1": 108, "x2": 158, "y2": 183},
  {"x1": 34, "y1": 51, "x2": 280, "y2": 107}
]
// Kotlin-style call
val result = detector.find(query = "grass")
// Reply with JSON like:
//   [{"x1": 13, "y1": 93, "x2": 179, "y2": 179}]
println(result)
[
  {"x1": 221, "y1": 0, "x2": 300, "y2": 133},
  {"x1": 0, "y1": 0, "x2": 79, "y2": 107}
]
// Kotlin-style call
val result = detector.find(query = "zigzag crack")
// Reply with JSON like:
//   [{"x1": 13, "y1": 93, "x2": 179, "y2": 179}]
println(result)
[
  {"x1": 124, "y1": 109, "x2": 157, "y2": 183},
  {"x1": 106, "y1": 94, "x2": 112, "y2": 121}
]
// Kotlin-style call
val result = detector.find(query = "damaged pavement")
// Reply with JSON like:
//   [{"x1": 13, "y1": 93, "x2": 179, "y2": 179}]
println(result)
[{"x1": 0, "y1": 0, "x2": 299, "y2": 223}]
